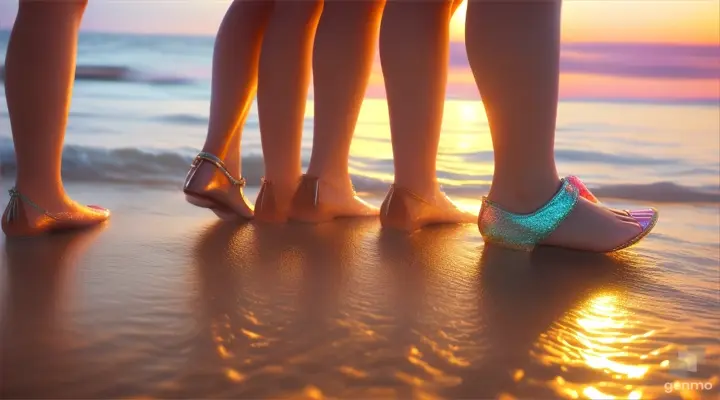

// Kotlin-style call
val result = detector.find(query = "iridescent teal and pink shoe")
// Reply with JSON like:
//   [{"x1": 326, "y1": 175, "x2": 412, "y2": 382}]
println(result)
[
  {"x1": 478, "y1": 176, "x2": 659, "y2": 252},
  {"x1": 565, "y1": 175, "x2": 658, "y2": 231}
]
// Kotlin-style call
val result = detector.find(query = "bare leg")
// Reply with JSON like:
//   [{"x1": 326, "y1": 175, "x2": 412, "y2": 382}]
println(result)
[
  {"x1": 378, "y1": 0, "x2": 473, "y2": 231},
  {"x1": 1, "y1": 0, "x2": 108, "y2": 237},
  {"x1": 465, "y1": 0, "x2": 642, "y2": 252},
  {"x1": 255, "y1": 0, "x2": 324, "y2": 221},
  {"x1": 223, "y1": 126, "x2": 242, "y2": 179},
  {"x1": 296, "y1": 0, "x2": 385, "y2": 220},
  {"x1": 185, "y1": 0, "x2": 274, "y2": 219}
]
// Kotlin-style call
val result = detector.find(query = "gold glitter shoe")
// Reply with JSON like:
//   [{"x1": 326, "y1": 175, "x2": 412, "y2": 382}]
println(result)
[
  {"x1": 1, "y1": 187, "x2": 110, "y2": 237},
  {"x1": 184, "y1": 151, "x2": 252, "y2": 221}
]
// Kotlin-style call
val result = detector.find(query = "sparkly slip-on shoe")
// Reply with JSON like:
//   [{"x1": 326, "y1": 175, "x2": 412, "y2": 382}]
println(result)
[{"x1": 478, "y1": 177, "x2": 658, "y2": 252}]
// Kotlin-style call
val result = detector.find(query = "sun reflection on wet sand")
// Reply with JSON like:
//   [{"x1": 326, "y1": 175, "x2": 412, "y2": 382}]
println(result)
[{"x1": 532, "y1": 293, "x2": 664, "y2": 399}]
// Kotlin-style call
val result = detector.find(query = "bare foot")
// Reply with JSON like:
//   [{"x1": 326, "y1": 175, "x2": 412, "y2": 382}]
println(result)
[
  {"x1": 184, "y1": 161, "x2": 253, "y2": 220},
  {"x1": 254, "y1": 178, "x2": 299, "y2": 223},
  {"x1": 380, "y1": 184, "x2": 475, "y2": 232},
  {"x1": 289, "y1": 175, "x2": 379, "y2": 223},
  {"x1": 2, "y1": 192, "x2": 110, "y2": 237}
]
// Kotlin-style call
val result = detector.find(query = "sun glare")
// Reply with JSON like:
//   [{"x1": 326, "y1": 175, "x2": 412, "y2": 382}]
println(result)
[{"x1": 450, "y1": 1, "x2": 468, "y2": 41}]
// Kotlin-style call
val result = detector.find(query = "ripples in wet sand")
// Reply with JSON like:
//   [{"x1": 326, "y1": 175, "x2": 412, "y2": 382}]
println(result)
[{"x1": 0, "y1": 217, "x2": 718, "y2": 399}]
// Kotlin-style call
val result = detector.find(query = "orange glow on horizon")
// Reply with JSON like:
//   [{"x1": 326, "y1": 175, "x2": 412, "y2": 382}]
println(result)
[
  {"x1": 363, "y1": 68, "x2": 719, "y2": 102},
  {"x1": 559, "y1": 73, "x2": 719, "y2": 101},
  {"x1": 449, "y1": 0, "x2": 719, "y2": 45},
  {"x1": 0, "y1": 0, "x2": 715, "y2": 45}
]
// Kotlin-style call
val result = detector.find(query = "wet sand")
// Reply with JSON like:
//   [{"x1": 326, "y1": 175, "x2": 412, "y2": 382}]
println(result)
[{"x1": 0, "y1": 183, "x2": 718, "y2": 399}]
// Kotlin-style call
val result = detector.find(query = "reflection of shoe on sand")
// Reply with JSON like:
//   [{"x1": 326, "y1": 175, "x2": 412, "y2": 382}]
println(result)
[
  {"x1": 289, "y1": 175, "x2": 378, "y2": 224},
  {"x1": 379, "y1": 185, "x2": 474, "y2": 233},
  {"x1": 1, "y1": 187, "x2": 110, "y2": 237},
  {"x1": 184, "y1": 152, "x2": 253, "y2": 221},
  {"x1": 478, "y1": 177, "x2": 659, "y2": 253}
]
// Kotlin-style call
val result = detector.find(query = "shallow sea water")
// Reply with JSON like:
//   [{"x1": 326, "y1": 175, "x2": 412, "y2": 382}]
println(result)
[{"x1": 0, "y1": 184, "x2": 717, "y2": 399}]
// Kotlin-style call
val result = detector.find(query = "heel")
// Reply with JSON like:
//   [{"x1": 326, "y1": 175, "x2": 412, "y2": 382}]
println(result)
[
  {"x1": 380, "y1": 186, "x2": 424, "y2": 232},
  {"x1": 183, "y1": 152, "x2": 251, "y2": 220},
  {"x1": 289, "y1": 175, "x2": 328, "y2": 223},
  {"x1": 478, "y1": 205, "x2": 535, "y2": 252},
  {"x1": 2, "y1": 193, "x2": 34, "y2": 237},
  {"x1": 477, "y1": 179, "x2": 579, "y2": 252},
  {"x1": 255, "y1": 179, "x2": 286, "y2": 223}
]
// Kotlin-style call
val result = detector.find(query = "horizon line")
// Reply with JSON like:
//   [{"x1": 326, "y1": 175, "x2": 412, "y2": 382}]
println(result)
[{"x1": 0, "y1": 28, "x2": 717, "y2": 47}]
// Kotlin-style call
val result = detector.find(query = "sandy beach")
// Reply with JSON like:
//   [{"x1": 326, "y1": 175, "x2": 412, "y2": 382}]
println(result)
[{"x1": 0, "y1": 181, "x2": 717, "y2": 399}]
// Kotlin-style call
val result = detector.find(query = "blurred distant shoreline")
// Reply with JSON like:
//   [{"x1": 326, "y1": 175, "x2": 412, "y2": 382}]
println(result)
[
  {"x1": 0, "y1": 30, "x2": 717, "y2": 204},
  {"x1": 0, "y1": 29, "x2": 718, "y2": 103},
  {"x1": 0, "y1": 64, "x2": 716, "y2": 107}
]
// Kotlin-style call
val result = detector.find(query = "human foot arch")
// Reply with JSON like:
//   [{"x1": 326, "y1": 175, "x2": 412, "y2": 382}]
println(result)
[
  {"x1": 288, "y1": 174, "x2": 378, "y2": 224},
  {"x1": 380, "y1": 185, "x2": 475, "y2": 233}
]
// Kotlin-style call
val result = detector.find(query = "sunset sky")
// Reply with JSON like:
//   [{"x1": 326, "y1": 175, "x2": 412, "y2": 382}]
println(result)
[{"x1": 0, "y1": 0, "x2": 718, "y2": 102}]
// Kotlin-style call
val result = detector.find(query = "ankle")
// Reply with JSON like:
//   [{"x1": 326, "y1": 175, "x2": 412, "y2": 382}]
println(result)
[
  {"x1": 14, "y1": 181, "x2": 66, "y2": 203},
  {"x1": 487, "y1": 177, "x2": 562, "y2": 214},
  {"x1": 263, "y1": 174, "x2": 300, "y2": 196},
  {"x1": 306, "y1": 161, "x2": 349, "y2": 181},
  {"x1": 393, "y1": 177, "x2": 439, "y2": 202},
  {"x1": 311, "y1": 171, "x2": 353, "y2": 193},
  {"x1": 200, "y1": 147, "x2": 224, "y2": 163}
]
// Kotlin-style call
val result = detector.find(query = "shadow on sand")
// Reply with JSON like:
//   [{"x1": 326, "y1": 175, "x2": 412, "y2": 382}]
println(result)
[
  {"x1": 0, "y1": 218, "x2": 646, "y2": 399},
  {"x1": 183, "y1": 220, "x2": 642, "y2": 399},
  {"x1": 0, "y1": 227, "x2": 107, "y2": 398}
]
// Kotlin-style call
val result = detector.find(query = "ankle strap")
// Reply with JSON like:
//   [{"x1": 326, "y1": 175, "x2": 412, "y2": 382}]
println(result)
[
  {"x1": 193, "y1": 152, "x2": 246, "y2": 187},
  {"x1": 5, "y1": 187, "x2": 55, "y2": 223},
  {"x1": 388, "y1": 185, "x2": 432, "y2": 205}
]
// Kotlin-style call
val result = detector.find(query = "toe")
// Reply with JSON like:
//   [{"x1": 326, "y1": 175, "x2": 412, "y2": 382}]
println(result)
[
  {"x1": 617, "y1": 214, "x2": 638, "y2": 223},
  {"x1": 628, "y1": 208, "x2": 658, "y2": 231},
  {"x1": 87, "y1": 205, "x2": 111, "y2": 218},
  {"x1": 626, "y1": 208, "x2": 656, "y2": 217},
  {"x1": 452, "y1": 209, "x2": 476, "y2": 224}
]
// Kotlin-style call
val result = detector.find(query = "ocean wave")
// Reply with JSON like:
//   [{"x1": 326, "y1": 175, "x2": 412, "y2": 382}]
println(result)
[
  {"x1": 0, "y1": 64, "x2": 194, "y2": 85},
  {"x1": 439, "y1": 149, "x2": 680, "y2": 166},
  {"x1": 0, "y1": 140, "x2": 717, "y2": 203}
]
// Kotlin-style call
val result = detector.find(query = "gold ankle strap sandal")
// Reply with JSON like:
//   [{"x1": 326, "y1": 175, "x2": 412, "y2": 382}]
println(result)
[
  {"x1": 2, "y1": 187, "x2": 109, "y2": 237},
  {"x1": 185, "y1": 151, "x2": 247, "y2": 188},
  {"x1": 4, "y1": 187, "x2": 59, "y2": 224},
  {"x1": 380, "y1": 185, "x2": 435, "y2": 232},
  {"x1": 184, "y1": 151, "x2": 251, "y2": 221}
]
